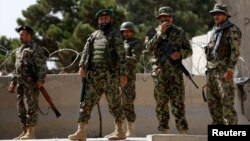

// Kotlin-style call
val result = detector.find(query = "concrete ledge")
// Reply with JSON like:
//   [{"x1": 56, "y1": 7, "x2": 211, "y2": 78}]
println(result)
[
  {"x1": 146, "y1": 134, "x2": 207, "y2": 141},
  {"x1": 1, "y1": 137, "x2": 147, "y2": 141},
  {"x1": 0, "y1": 136, "x2": 208, "y2": 141}
]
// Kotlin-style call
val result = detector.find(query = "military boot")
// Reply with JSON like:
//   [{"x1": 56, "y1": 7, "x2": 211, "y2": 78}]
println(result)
[
  {"x1": 68, "y1": 122, "x2": 87, "y2": 140},
  {"x1": 126, "y1": 122, "x2": 135, "y2": 137},
  {"x1": 20, "y1": 126, "x2": 35, "y2": 139},
  {"x1": 105, "y1": 122, "x2": 126, "y2": 140},
  {"x1": 13, "y1": 126, "x2": 27, "y2": 140}
]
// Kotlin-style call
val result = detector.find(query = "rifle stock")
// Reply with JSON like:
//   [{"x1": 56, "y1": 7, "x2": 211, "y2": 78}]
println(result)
[{"x1": 39, "y1": 87, "x2": 61, "y2": 118}]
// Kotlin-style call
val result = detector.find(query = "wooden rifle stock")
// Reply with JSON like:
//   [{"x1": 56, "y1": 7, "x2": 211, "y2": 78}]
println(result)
[{"x1": 39, "y1": 87, "x2": 61, "y2": 118}]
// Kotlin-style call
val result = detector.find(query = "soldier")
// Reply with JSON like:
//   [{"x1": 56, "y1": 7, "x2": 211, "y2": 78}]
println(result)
[
  {"x1": 8, "y1": 26, "x2": 47, "y2": 139},
  {"x1": 145, "y1": 6, "x2": 192, "y2": 134},
  {"x1": 205, "y1": 4, "x2": 242, "y2": 125},
  {"x1": 120, "y1": 22, "x2": 143, "y2": 137},
  {"x1": 68, "y1": 9, "x2": 128, "y2": 140}
]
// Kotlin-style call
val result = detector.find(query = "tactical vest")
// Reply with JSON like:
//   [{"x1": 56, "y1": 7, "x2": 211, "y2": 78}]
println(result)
[
  {"x1": 208, "y1": 27, "x2": 231, "y2": 61},
  {"x1": 90, "y1": 30, "x2": 118, "y2": 68}
]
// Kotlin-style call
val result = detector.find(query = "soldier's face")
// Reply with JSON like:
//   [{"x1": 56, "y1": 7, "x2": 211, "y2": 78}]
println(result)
[
  {"x1": 19, "y1": 30, "x2": 31, "y2": 44},
  {"x1": 158, "y1": 15, "x2": 173, "y2": 25},
  {"x1": 213, "y1": 12, "x2": 228, "y2": 25},
  {"x1": 122, "y1": 30, "x2": 134, "y2": 40},
  {"x1": 98, "y1": 15, "x2": 112, "y2": 25}
]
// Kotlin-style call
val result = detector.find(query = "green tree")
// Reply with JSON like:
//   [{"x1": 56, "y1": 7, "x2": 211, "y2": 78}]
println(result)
[
  {"x1": 1, "y1": 0, "x2": 216, "y2": 74},
  {"x1": 0, "y1": 36, "x2": 21, "y2": 74},
  {"x1": 117, "y1": 0, "x2": 215, "y2": 38}
]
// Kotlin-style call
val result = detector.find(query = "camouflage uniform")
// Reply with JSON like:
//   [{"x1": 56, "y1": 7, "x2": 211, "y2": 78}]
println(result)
[
  {"x1": 146, "y1": 7, "x2": 192, "y2": 131},
  {"x1": 122, "y1": 38, "x2": 143, "y2": 122},
  {"x1": 205, "y1": 4, "x2": 242, "y2": 125},
  {"x1": 11, "y1": 42, "x2": 47, "y2": 127},
  {"x1": 78, "y1": 28, "x2": 127, "y2": 124}
]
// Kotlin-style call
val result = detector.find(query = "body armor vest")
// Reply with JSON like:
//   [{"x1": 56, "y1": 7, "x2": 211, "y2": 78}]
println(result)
[
  {"x1": 91, "y1": 34, "x2": 109, "y2": 64},
  {"x1": 209, "y1": 29, "x2": 231, "y2": 61}
]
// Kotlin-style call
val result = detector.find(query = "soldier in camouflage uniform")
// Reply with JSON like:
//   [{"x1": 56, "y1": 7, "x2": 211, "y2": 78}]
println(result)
[
  {"x1": 205, "y1": 4, "x2": 242, "y2": 125},
  {"x1": 120, "y1": 22, "x2": 143, "y2": 137},
  {"x1": 68, "y1": 9, "x2": 128, "y2": 140},
  {"x1": 145, "y1": 6, "x2": 192, "y2": 134},
  {"x1": 8, "y1": 26, "x2": 47, "y2": 139}
]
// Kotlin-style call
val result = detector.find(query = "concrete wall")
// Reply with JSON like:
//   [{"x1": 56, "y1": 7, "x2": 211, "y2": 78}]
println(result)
[{"x1": 0, "y1": 74, "x2": 249, "y2": 139}]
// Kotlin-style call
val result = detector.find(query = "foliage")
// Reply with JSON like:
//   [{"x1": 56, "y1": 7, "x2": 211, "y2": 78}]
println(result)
[{"x1": 0, "y1": 0, "x2": 216, "y2": 74}]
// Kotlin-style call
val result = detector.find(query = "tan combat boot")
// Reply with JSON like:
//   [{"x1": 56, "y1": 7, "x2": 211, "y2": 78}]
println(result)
[
  {"x1": 179, "y1": 129, "x2": 188, "y2": 134},
  {"x1": 126, "y1": 122, "x2": 135, "y2": 137},
  {"x1": 68, "y1": 122, "x2": 87, "y2": 140},
  {"x1": 13, "y1": 126, "x2": 28, "y2": 140},
  {"x1": 105, "y1": 122, "x2": 126, "y2": 140},
  {"x1": 20, "y1": 126, "x2": 35, "y2": 139}
]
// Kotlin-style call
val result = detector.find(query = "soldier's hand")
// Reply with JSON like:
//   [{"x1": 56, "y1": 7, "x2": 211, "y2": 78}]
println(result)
[
  {"x1": 120, "y1": 75, "x2": 128, "y2": 88},
  {"x1": 79, "y1": 67, "x2": 86, "y2": 79},
  {"x1": 170, "y1": 52, "x2": 181, "y2": 60},
  {"x1": 159, "y1": 22, "x2": 171, "y2": 34},
  {"x1": 224, "y1": 71, "x2": 234, "y2": 82},
  {"x1": 8, "y1": 83, "x2": 16, "y2": 93}
]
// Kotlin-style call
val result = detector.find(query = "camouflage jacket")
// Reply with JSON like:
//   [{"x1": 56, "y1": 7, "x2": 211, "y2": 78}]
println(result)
[
  {"x1": 12, "y1": 42, "x2": 47, "y2": 85},
  {"x1": 145, "y1": 25, "x2": 192, "y2": 74},
  {"x1": 79, "y1": 28, "x2": 127, "y2": 75},
  {"x1": 206, "y1": 22, "x2": 242, "y2": 72}
]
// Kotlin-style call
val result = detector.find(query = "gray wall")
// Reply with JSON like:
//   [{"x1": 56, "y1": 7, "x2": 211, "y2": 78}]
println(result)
[{"x1": 0, "y1": 74, "x2": 249, "y2": 139}]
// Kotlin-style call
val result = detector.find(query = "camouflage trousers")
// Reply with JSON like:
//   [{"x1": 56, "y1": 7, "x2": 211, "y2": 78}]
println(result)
[
  {"x1": 152, "y1": 67, "x2": 188, "y2": 131},
  {"x1": 16, "y1": 83, "x2": 39, "y2": 127},
  {"x1": 206, "y1": 69, "x2": 238, "y2": 125},
  {"x1": 121, "y1": 77, "x2": 136, "y2": 122},
  {"x1": 78, "y1": 68, "x2": 125, "y2": 124}
]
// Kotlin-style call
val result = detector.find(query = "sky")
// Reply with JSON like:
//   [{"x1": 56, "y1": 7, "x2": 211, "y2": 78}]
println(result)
[{"x1": 0, "y1": 0, "x2": 37, "y2": 38}]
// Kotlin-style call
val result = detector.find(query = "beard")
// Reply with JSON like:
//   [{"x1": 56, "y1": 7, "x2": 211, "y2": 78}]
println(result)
[{"x1": 99, "y1": 22, "x2": 112, "y2": 31}]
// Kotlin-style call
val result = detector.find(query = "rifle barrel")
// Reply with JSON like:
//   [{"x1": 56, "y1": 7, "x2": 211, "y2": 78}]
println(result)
[{"x1": 188, "y1": 76, "x2": 199, "y2": 89}]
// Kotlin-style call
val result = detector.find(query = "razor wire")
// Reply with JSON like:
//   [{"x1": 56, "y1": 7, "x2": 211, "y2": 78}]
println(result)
[
  {"x1": 48, "y1": 48, "x2": 81, "y2": 71},
  {"x1": 0, "y1": 47, "x2": 19, "y2": 69},
  {"x1": 0, "y1": 42, "x2": 249, "y2": 84}
]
